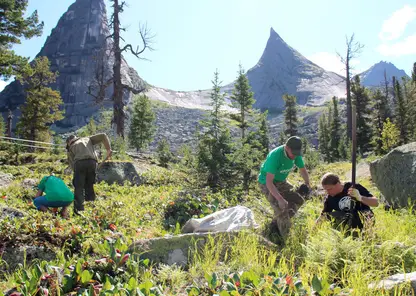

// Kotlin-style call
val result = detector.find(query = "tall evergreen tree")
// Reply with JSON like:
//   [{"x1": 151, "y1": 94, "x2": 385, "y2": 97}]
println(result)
[
  {"x1": 381, "y1": 118, "x2": 400, "y2": 153},
  {"x1": 351, "y1": 75, "x2": 373, "y2": 154},
  {"x1": 394, "y1": 80, "x2": 409, "y2": 144},
  {"x1": 230, "y1": 64, "x2": 255, "y2": 140},
  {"x1": 197, "y1": 70, "x2": 233, "y2": 191},
  {"x1": 230, "y1": 64, "x2": 257, "y2": 191},
  {"x1": 128, "y1": 94, "x2": 156, "y2": 152},
  {"x1": 0, "y1": 0, "x2": 43, "y2": 78},
  {"x1": 318, "y1": 112, "x2": 331, "y2": 162},
  {"x1": 329, "y1": 97, "x2": 341, "y2": 161},
  {"x1": 16, "y1": 57, "x2": 64, "y2": 144},
  {"x1": 372, "y1": 89, "x2": 388, "y2": 154},
  {"x1": 258, "y1": 110, "x2": 269, "y2": 158},
  {"x1": 283, "y1": 94, "x2": 298, "y2": 137},
  {"x1": 412, "y1": 62, "x2": 416, "y2": 83}
]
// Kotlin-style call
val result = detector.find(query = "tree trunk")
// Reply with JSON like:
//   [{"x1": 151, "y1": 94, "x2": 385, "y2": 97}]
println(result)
[
  {"x1": 346, "y1": 57, "x2": 352, "y2": 140},
  {"x1": 112, "y1": 0, "x2": 125, "y2": 138}
]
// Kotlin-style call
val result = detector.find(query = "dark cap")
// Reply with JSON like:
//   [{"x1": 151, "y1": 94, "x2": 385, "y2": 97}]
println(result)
[
  {"x1": 285, "y1": 136, "x2": 302, "y2": 156},
  {"x1": 66, "y1": 135, "x2": 79, "y2": 149}
]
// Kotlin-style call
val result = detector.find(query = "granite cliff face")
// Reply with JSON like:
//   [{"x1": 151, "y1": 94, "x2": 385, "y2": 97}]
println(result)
[
  {"x1": 222, "y1": 28, "x2": 346, "y2": 110},
  {"x1": 0, "y1": 0, "x2": 145, "y2": 130}
]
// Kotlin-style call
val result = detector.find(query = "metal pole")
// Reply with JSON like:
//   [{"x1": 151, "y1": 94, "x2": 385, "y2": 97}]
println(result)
[{"x1": 351, "y1": 104, "x2": 357, "y2": 186}]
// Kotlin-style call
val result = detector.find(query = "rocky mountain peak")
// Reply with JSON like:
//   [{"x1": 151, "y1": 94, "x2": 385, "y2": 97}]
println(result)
[{"x1": 359, "y1": 61, "x2": 409, "y2": 87}]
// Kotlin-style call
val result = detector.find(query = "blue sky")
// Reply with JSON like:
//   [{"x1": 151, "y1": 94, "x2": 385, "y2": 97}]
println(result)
[{"x1": 2, "y1": 0, "x2": 416, "y2": 91}]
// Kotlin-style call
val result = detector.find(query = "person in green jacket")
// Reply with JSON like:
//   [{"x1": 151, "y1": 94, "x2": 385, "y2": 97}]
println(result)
[
  {"x1": 258, "y1": 136, "x2": 311, "y2": 239},
  {"x1": 33, "y1": 175, "x2": 74, "y2": 218}
]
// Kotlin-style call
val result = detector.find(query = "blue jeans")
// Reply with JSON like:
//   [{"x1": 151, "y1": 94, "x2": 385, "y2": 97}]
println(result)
[{"x1": 33, "y1": 196, "x2": 72, "y2": 210}]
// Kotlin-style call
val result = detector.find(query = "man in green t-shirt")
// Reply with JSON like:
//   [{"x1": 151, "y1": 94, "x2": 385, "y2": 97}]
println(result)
[
  {"x1": 33, "y1": 175, "x2": 74, "y2": 219},
  {"x1": 258, "y1": 136, "x2": 311, "y2": 238}
]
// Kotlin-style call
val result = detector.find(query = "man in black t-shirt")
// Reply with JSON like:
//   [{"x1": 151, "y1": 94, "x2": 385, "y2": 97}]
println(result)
[{"x1": 316, "y1": 173, "x2": 379, "y2": 230}]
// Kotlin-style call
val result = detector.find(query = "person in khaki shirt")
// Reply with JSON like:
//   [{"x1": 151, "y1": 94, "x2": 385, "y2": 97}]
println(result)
[{"x1": 66, "y1": 133, "x2": 112, "y2": 215}]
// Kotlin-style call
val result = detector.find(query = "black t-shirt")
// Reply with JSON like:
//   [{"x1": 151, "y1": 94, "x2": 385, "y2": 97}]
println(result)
[{"x1": 321, "y1": 182, "x2": 372, "y2": 214}]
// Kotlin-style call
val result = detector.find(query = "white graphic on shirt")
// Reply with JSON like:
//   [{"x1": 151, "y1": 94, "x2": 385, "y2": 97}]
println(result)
[
  {"x1": 339, "y1": 196, "x2": 352, "y2": 211},
  {"x1": 279, "y1": 166, "x2": 294, "y2": 174}
]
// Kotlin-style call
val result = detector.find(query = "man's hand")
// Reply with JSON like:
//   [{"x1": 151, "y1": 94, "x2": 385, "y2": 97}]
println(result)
[
  {"x1": 277, "y1": 197, "x2": 288, "y2": 210},
  {"x1": 348, "y1": 188, "x2": 362, "y2": 201}
]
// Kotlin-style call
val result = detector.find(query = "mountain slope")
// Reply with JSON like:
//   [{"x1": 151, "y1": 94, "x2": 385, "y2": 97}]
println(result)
[
  {"x1": 222, "y1": 28, "x2": 346, "y2": 110},
  {"x1": 359, "y1": 61, "x2": 409, "y2": 87}
]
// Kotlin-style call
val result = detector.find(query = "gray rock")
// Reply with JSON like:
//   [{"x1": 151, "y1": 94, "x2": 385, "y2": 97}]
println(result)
[
  {"x1": 129, "y1": 232, "x2": 276, "y2": 267},
  {"x1": 0, "y1": 0, "x2": 146, "y2": 131},
  {"x1": 0, "y1": 206, "x2": 25, "y2": 220},
  {"x1": 21, "y1": 178, "x2": 38, "y2": 189},
  {"x1": 1, "y1": 245, "x2": 56, "y2": 272},
  {"x1": 369, "y1": 271, "x2": 416, "y2": 294},
  {"x1": 0, "y1": 172, "x2": 13, "y2": 189},
  {"x1": 96, "y1": 161, "x2": 142, "y2": 186},
  {"x1": 370, "y1": 142, "x2": 416, "y2": 208}
]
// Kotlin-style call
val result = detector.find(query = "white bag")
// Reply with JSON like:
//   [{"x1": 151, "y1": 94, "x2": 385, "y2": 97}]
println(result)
[{"x1": 181, "y1": 205, "x2": 259, "y2": 233}]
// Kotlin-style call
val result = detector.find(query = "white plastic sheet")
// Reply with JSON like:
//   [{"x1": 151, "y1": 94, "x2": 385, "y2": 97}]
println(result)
[{"x1": 181, "y1": 205, "x2": 259, "y2": 233}]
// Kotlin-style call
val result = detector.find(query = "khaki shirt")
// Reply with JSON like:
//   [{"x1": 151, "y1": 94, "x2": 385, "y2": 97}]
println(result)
[{"x1": 67, "y1": 133, "x2": 110, "y2": 169}]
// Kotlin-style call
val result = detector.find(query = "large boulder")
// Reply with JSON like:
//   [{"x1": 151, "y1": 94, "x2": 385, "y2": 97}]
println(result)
[
  {"x1": 369, "y1": 271, "x2": 416, "y2": 294},
  {"x1": 129, "y1": 232, "x2": 276, "y2": 267},
  {"x1": 370, "y1": 142, "x2": 416, "y2": 208},
  {"x1": 96, "y1": 162, "x2": 142, "y2": 186},
  {"x1": 0, "y1": 172, "x2": 13, "y2": 189}
]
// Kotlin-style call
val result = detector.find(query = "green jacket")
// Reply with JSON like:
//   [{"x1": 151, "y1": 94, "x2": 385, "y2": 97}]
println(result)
[{"x1": 67, "y1": 133, "x2": 110, "y2": 169}]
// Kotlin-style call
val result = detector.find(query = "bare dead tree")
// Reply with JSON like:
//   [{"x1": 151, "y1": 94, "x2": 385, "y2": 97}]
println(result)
[
  {"x1": 86, "y1": 48, "x2": 113, "y2": 103},
  {"x1": 337, "y1": 34, "x2": 364, "y2": 139},
  {"x1": 108, "y1": 0, "x2": 155, "y2": 138}
]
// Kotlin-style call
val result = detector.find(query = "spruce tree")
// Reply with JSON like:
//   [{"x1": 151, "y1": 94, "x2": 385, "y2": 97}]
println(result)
[
  {"x1": 0, "y1": 0, "x2": 43, "y2": 78},
  {"x1": 381, "y1": 118, "x2": 400, "y2": 153},
  {"x1": 394, "y1": 80, "x2": 409, "y2": 144},
  {"x1": 412, "y1": 62, "x2": 416, "y2": 83},
  {"x1": 16, "y1": 57, "x2": 64, "y2": 144},
  {"x1": 372, "y1": 89, "x2": 388, "y2": 154},
  {"x1": 329, "y1": 97, "x2": 341, "y2": 161},
  {"x1": 229, "y1": 64, "x2": 257, "y2": 191},
  {"x1": 318, "y1": 112, "x2": 331, "y2": 162},
  {"x1": 197, "y1": 70, "x2": 233, "y2": 191},
  {"x1": 128, "y1": 94, "x2": 156, "y2": 152},
  {"x1": 283, "y1": 94, "x2": 298, "y2": 137},
  {"x1": 351, "y1": 76, "x2": 373, "y2": 154},
  {"x1": 230, "y1": 64, "x2": 255, "y2": 140},
  {"x1": 258, "y1": 110, "x2": 269, "y2": 158}
]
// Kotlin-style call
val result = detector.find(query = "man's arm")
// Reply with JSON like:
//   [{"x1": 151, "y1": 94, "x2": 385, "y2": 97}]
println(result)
[
  {"x1": 90, "y1": 133, "x2": 112, "y2": 159},
  {"x1": 67, "y1": 151, "x2": 74, "y2": 170},
  {"x1": 299, "y1": 167, "x2": 311, "y2": 188},
  {"x1": 34, "y1": 190, "x2": 43, "y2": 198},
  {"x1": 348, "y1": 185, "x2": 379, "y2": 207},
  {"x1": 266, "y1": 173, "x2": 288, "y2": 209}
]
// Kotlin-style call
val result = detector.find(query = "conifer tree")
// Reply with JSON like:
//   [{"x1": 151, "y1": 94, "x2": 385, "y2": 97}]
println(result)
[
  {"x1": 0, "y1": 0, "x2": 43, "y2": 78},
  {"x1": 351, "y1": 76, "x2": 373, "y2": 154},
  {"x1": 283, "y1": 94, "x2": 298, "y2": 137},
  {"x1": 329, "y1": 97, "x2": 341, "y2": 161},
  {"x1": 394, "y1": 80, "x2": 409, "y2": 144},
  {"x1": 381, "y1": 118, "x2": 400, "y2": 153},
  {"x1": 128, "y1": 94, "x2": 156, "y2": 152},
  {"x1": 16, "y1": 57, "x2": 64, "y2": 144},
  {"x1": 258, "y1": 110, "x2": 269, "y2": 158},
  {"x1": 197, "y1": 70, "x2": 233, "y2": 191},
  {"x1": 318, "y1": 112, "x2": 331, "y2": 162},
  {"x1": 412, "y1": 62, "x2": 416, "y2": 83},
  {"x1": 372, "y1": 89, "x2": 388, "y2": 154}
]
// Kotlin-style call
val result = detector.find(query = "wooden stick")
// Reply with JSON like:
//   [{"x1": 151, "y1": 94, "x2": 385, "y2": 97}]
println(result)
[{"x1": 351, "y1": 104, "x2": 357, "y2": 186}]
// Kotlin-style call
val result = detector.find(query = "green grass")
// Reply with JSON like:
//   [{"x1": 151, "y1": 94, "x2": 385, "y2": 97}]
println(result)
[{"x1": 0, "y1": 150, "x2": 415, "y2": 295}]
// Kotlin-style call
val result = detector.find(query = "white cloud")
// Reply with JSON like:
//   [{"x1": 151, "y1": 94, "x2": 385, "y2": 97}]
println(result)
[
  {"x1": 377, "y1": 34, "x2": 416, "y2": 56},
  {"x1": 307, "y1": 52, "x2": 361, "y2": 76},
  {"x1": 379, "y1": 5, "x2": 416, "y2": 41}
]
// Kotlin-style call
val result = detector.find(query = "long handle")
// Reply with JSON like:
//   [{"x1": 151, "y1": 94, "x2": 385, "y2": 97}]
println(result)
[{"x1": 351, "y1": 104, "x2": 357, "y2": 186}]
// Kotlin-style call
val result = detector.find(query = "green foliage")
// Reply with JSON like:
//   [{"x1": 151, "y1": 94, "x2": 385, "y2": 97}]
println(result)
[
  {"x1": 0, "y1": 0, "x2": 44, "y2": 78},
  {"x1": 156, "y1": 138, "x2": 173, "y2": 168},
  {"x1": 394, "y1": 79, "x2": 409, "y2": 144},
  {"x1": 128, "y1": 94, "x2": 156, "y2": 152},
  {"x1": 351, "y1": 75, "x2": 373, "y2": 154},
  {"x1": 381, "y1": 118, "x2": 400, "y2": 153},
  {"x1": 301, "y1": 137, "x2": 319, "y2": 170},
  {"x1": 258, "y1": 110, "x2": 270, "y2": 158},
  {"x1": 329, "y1": 97, "x2": 341, "y2": 161},
  {"x1": 16, "y1": 56, "x2": 64, "y2": 143},
  {"x1": 372, "y1": 89, "x2": 389, "y2": 154},
  {"x1": 197, "y1": 70, "x2": 234, "y2": 191},
  {"x1": 230, "y1": 63, "x2": 255, "y2": 140},
  {"x1": 318, "y1": 112, "x2": 331, "y2": 162},
  {"x1": 283, "y1": 94, "x2": 298, "y2": 137}
]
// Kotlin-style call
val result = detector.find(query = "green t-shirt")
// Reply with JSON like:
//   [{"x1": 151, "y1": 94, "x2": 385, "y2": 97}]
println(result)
[
  {"x1": 258, "y1": 145, "x2": 305, "y2": 184},
  {"x1": 38, "y1": 176, "x2": 74, "y2": 202}
]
